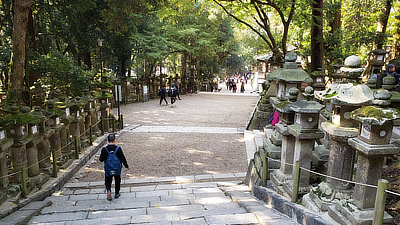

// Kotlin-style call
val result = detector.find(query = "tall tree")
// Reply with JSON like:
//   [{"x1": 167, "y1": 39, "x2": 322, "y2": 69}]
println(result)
[
  {"x1": 212, "y1": 0, "x2": 297, "y2": 62},
  {"x1": 376, "y1": 0, "x2": 393, "y2": 48},
  {"x1": 310, "y1": 0, "x2": 324, "y2": 72},
  {"x1": 8, "y1": 0, "x2": 33, "y2": 105}
]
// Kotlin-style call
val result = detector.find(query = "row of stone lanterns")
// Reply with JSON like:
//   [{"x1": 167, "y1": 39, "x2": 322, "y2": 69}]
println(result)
[
  {"x1": 0, "y1": 83, "x2": 112, "y2": 207},
  {"x1": 247, "y1": 53, "x2": 400, "y2": 224}
]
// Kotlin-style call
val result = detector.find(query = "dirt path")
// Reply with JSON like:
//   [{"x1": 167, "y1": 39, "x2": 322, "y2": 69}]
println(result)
[{"x1": 72, "y1": 90, "x2": 259, "y2": 182}]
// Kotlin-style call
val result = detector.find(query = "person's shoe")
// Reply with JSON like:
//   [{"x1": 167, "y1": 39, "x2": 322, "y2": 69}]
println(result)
[
  {"x1": 114, "y1": 193, "x2": 121, "y2": 199},
  {"x1": 107, "y1": 191, "x2": 112, "y2": 201}
]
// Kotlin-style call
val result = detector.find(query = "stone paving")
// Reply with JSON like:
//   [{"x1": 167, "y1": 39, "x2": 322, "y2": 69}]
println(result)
[
  {"x1": 26, "y1": 175, "x2": 297, "y2": 225},
  {"x1": 1, "y1": 83, "x2": 300, "y2": 224}
]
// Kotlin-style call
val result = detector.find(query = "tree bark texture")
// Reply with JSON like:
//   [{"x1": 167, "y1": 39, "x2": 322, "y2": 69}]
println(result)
[
  {"x1": 376, "y1": 0, "x2": 393, "y2": 48},
  {"x1": 310, "y1": 0, "x2": 324, "y2": 72},
  {"x1": 9, "y1": 0, "x2": 33, "y2": 105}
]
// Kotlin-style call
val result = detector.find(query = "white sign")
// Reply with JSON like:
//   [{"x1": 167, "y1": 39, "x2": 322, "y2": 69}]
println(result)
[
  {"x1": 360, "y1": 123, "x2": 371, "y2": 140},
  {"x1": 22, "y1": 126, "x2": 25, "y2": 135},
  {"x1": 77, "y1": 111, "x2": 80, "y2": 117},
  {"x1": 0, "y1": 130, "x2": 5, "y2": 139},
  {"x1": 56, "y1": 117, "x2": 60, "y2": 125},
  {"x1": 115, "y1": 85, "x2": 122, "y2": 102},
  {"x1": 66, "y1": 108, "x2": 70, "y2": 116},
  {"x1": 143, "y1": 85, "x2": 148, "y2": 94},
  {"x1": 32, "y1": 126, "x2": 38, "y2": 134}
]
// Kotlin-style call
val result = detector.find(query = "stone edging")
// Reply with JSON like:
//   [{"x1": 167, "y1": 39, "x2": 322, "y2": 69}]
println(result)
[
  {"x1": 253, "y1": 185, "x2": 330, "y2": 225},
  {"x1": 0, "y1": 135, "x2": 108, "y2": 223}
]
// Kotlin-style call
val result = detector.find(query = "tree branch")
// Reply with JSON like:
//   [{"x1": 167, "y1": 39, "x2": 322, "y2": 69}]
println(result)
[{"x1": 212, "y1": 0, "x2": 273, "y2": 50}]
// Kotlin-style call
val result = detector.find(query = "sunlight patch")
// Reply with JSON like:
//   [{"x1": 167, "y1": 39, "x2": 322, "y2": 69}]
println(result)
[{"x1": 184, "y1": 148, "x2": 211, "y2": 154}]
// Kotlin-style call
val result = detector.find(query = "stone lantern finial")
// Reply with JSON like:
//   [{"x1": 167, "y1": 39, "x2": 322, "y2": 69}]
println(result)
[
  {"x1": 283, "y1": 52, "x2": 298, "y2": 69},
  {"x1": 340, "y1": 55, "x2": 364, "y2": 81},
  {"x1": 303, "y1": 86, "x2": 314, "y2": 101}
]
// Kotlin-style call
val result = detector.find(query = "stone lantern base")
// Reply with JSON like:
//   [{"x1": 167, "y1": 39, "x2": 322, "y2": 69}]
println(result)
[
  {"x1": 303, "y1": 182, "x2": 353, "y2": 213},
  {"x1": 327, "y1": 200, "x2": 393, "y2": 225}
]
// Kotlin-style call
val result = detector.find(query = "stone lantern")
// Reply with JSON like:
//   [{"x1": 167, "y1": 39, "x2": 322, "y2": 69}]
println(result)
[
  {"x1": 30, "y1": 82, "x2": 46, "y2": 107},
  {"x1": 100, "y1": 91, "x2": 111, "y2": 133},
  {"x1": 333, "y1": 89, "x2": 399, "y2": 224},
  {"x1": 371, "y1": 48, "x2": 387, "y2": 72},
  {"x1": 329, "y1": 59, "x2": 344, "y2": 81},
  {"x1": 0, "y1": 128, "x2": 14, "y2": 205},
  {"x1": 306, "y1": 55, "x2": 374, "y2": 213},
  {"x1": 270, "y1": 88, "x2": 298, "y2": 191},
  {"x1": 70, "y1": 98, "x2": 84, "y2": 154},
  {"x1": 283, "y1": 87, "x2": 324, "y2": 197},
  {"x1": 0, "y1": 89, "x2": 7, "y2": 109},
  {"x1": 310, "y1": 70, "x2": 326, "y2": 91},
  {"x1": 270, "y1": 52, "x2": 312, "y2": 101},
  {"x1": 81, "y1": 95, "x2": 96, "y2": 141}
]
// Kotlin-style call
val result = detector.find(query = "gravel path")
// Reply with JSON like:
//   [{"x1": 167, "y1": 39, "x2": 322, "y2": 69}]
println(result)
[{"x1": 72, "y1": 86, "x2": 259, "y2": 182}]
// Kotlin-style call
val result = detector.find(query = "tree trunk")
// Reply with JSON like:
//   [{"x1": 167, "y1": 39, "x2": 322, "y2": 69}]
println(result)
[
  {"x1": 376, "y1": 0, "x2": 393, "y2": 48},
  {"x1": 8, "y1": 0, "x2": 33, "y2": 105},
  {"x1": 310, "y1": 0, "x2": 324, "y2": 72}
]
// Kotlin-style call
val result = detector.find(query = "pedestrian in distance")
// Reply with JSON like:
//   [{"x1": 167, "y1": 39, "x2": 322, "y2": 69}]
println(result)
[
  {"x1": 99, "y1": 134, "x2": 130, "y2": 201},
  {"x1": 168, "y1": 85, "x2": 177, "y2": 105},
  {"x1": 159, "y1": 85, "x2": 168, "y2": 105},
  {"x1": 377, "y1": 64, "x2": 399, "y2": 88},
  {"x1": 175, "y1": 82, "x2": 182, "y2": 100}
]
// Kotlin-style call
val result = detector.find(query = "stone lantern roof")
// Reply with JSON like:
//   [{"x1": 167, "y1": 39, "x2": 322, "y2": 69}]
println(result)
[
  {"x1": 315, "y1": 55, "x2": 373, "y2": 106},
  {"x1": 289, "y1": 100, "x2": 325, "y2": 114},
  {"x1": 315, "y1": 83, "x2": 373, "y2": 106},
  {"x1": 267, "y1": 52, "x2": 312, "y2": 83},
  {"x1": 350, "y1": 89, "x2": 400, "y2": 125}
]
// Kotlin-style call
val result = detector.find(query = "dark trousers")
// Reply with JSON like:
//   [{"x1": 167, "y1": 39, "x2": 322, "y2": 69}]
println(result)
[
  {"x1": 105, "y1": 175, "x2": 121, "y2": 194},
  {"x1": 171, "y1": 97, "x2": 176, "y2": 104},
  {"x1": 160, "y1": 96, "x2": 168, "y2": 105}
]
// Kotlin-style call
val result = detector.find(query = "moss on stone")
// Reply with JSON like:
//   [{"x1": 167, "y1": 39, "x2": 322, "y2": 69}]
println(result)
[
  {"x1": 323, "y1": 91, "x2": 337, "y2": 98},
  {"x1": 274, "y1": 101, "x2": 290, "y2": 109},
  {"x1": 351, "y1": 106, "x2": 400, "y2": 120}
]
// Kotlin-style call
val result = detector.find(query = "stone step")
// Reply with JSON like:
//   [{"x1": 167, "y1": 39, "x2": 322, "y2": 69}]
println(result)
[{"x1": 26, "y1": 178, "x2": 300, "y2": 225}]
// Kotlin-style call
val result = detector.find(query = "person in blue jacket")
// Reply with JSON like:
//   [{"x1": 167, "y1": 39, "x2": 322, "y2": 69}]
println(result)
[{"x1": 159, "y1": 85, "x2": 168, "y2": 105}]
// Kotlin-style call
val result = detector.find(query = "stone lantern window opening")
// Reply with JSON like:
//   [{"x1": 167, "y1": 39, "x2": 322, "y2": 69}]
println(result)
[{"x1": 332, "y1": 106, "x2": 341, "y2": 125}]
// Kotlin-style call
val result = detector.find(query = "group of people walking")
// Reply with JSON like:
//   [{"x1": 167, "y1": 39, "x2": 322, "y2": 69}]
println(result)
[
  {"x1": 158, "y1": 83, "x2": 181, "y2": 106},
  {"x1": 225, "y1": 74, "x2": 250, "y2": 93}
]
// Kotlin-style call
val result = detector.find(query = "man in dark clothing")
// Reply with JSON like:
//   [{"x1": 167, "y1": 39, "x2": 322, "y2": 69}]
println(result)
[
  {"x1": 99, "y1": 134, "x2": 129, "y2": 200},
  {"x1": 169, "y1": 85, "x2": 177, "y2": 105},
  {"x1": 377, "y1": 64, "x2": 399, "y2": 88},
  {"x1": 175, "y1": 82, "x2": 181, "y2": 100},
  {"x1": 159, "y1": 85, "x2": 168, "y2": 105}
]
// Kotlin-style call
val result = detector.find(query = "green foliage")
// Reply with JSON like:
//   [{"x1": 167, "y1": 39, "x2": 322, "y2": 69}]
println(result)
[
  {"x1": 0, "y1": 113, "x2": 44, "y2": 129},
  {"x1": 30, "y1": 53, "x2": 94, "y2": 97}
]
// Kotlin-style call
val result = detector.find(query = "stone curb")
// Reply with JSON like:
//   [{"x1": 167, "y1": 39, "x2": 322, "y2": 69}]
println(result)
[
  {"x1": 253, "y1": 185, "x2": 330, "y2": 225},
  {"x1": 0, "y1": 135, "x2": 108, "y2": 224}
]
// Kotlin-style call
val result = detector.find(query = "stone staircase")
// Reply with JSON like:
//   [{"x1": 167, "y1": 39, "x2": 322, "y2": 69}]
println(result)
[{"x1": 21, "y1": 174, "x2": 298, "y2": 225}]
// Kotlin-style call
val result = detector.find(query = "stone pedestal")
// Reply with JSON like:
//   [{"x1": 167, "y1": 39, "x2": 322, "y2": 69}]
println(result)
[
  {"x1": 270, "y1": 123, "x2": 296, "y2": 189},
  {"x1": 283, "y1": 98, "x2": 324, "y2": 198},
  {"x1": 0, "y1": 131, "x2": 14, "y2": 205},
  {"x1": 100, "y1": 97, "x2": 110, "y2": 132},
  {"x1": 349, "y1": 138, "x2": 398, "y2": 208}
]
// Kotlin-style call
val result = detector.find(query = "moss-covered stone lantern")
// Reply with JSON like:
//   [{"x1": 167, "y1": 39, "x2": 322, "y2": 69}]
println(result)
[
  {"x1": 331, "y1": 89, "x2": 399, "y2": 224},
  {"x1": 308, "y1": 55, "x2": 374, "y2": 212},
  {"x1": 283, "y1": 87, "x2": 324, "y2": 197},
  {"x1": 270, "y1": 88, "x2": 298, "y2": 189},
  {"x1": 269, "y1": 52, "x2": 312, "y2": 101}
]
